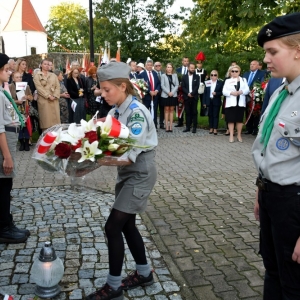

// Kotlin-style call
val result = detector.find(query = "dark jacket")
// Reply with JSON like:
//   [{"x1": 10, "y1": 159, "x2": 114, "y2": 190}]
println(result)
[
  {"x1": 242, "y1": 70, "x2": 265, "y2": 89},
  {"x1": 66, "y1": 76, "x2": 85, "y2": 99},
  {"x1": 181, "y1": 73, "x2": 200, "y2": 100},
  {"x1": 203, "y1": 79, "x2": 224, "y2": 106}
]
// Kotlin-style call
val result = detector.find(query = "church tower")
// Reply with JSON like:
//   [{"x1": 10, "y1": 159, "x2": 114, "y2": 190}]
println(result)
[{"x1": 2, "y1": 0, "x2": 47, "y2": 57}]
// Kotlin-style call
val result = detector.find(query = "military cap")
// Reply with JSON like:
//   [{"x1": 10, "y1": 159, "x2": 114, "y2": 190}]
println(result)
[
  {"x1": 257, "y1": 12, "x2": 300, "y2": 47},
  {"x1": 0, "y1": 54, "x2": 9, "y2": 69},
  {"x1": 97, "y1": 62, "x2": 131, "y2": 82}
]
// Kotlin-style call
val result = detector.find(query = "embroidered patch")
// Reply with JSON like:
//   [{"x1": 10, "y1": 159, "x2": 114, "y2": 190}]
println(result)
[
  {"x1": 276, "y1": 138, "x2": 289, "y2": 150},
  {"x1": 129, "y1": 103, "x2": 139, "y2": 110},
  {"x1": 131, "y1": 122, "x2": 143, "y2": 135},
  {"x1": 130, "y1": 113, "x2": 144, "y2": 122}
]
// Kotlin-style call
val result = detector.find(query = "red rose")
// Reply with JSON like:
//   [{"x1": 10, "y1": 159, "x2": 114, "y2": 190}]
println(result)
[
  {"x1": 84, "y1": 131, "x2": 98, "y2": 143},
  {"x1": 71, "y1": 140, "x2": 82, "y2": 151},
  {"x1": 55, "y1": 143, "x2": 72, "y2": 159},
  {"x1": 103, "y1": 150, "x2": 112, "y2": 156}
]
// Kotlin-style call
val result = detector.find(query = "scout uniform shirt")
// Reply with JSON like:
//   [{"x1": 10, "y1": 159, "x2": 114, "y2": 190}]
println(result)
[
  {"x1": 252, "y1": 75, "x2": 300, "y2": 185},
  {"x1": 0, "y1": 87, "x2": 20, "y2": 133},
  {"x1": 108, "y1": 94, "x2": 158, "y2": 163}
]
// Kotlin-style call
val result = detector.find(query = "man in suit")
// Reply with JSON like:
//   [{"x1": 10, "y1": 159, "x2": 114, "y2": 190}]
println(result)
[
  {"x1": 129, "y1": 60, "x2": 137, "y2": 79},
  {"x1": 154, "y1": 61, "x2": 165, "y2": 129},
  {"x1": 181, "y1": 63, "x2": 200, "y2": 133},
  {"x1": 243, "y1": 60, "x2": 265, "y2": 135},
  {"x1": 261, "y1": 77, "x2": 284, "y2": 115},
  {"x1": 175, "y1": 57, "x2": 189, "y2": 127},
  {"x1": 138, "y1": 59, "x2": 161, "y2": 128}
]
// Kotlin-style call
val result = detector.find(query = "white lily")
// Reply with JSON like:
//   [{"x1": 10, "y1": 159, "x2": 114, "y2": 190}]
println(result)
[
  {"x1": 99, "y1": 114, "x2": 113, "y2": 137},
  {"x1": 75, "y1": 140, "x2": 102, "y2": 162},
  {"x1": 80, "y1": 118, "x2": 99, "y2": 132},
  {"x1": 108, "y1": 143, "x2": 120, "y2": 152},
  {"x1": 61, "y1": 123, "x2": 85, "y2": 145}
]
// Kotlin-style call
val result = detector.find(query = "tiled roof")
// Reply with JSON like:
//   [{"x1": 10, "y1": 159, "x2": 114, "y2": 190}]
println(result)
[{"x1": 3, "y1": 0, "x2": 46, "y2": 33}]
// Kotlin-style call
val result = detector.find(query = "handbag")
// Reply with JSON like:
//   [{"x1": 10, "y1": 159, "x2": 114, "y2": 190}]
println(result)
[
  {"x1": 200, "y1": 106, "x2": 209, "y2": 117},
  {"x1": 198, "y1": 83, "x2": 205, "y2": 94}
]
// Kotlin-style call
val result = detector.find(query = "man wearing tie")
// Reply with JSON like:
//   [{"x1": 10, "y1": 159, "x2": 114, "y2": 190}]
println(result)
[
  {"x1": 129, "y1": 61, "x2": 137, "y2": 79},
  {"x1": 181, "y1": 63, "x2": 200, "y2": 133},
  {"x1": 243, "y1": 60, "x2": 265, "y2": 135},
  {"x1": 175, "y1": 57, "x2": 189, "y2": 127},
  {"x1": 154, "y1": 61, "x2": 165, "y2": 129},
  {"x1": 138, "y1": 59, "x2": 161, "y2": 129}
]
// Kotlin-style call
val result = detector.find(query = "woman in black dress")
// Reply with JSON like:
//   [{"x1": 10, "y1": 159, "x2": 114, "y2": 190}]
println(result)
[
  {"x1": 160, "y1": 63, "x2": 179, "y2": 132},
  {"x1": 222, "y1": 65, "x2": 249, "y2": 143}
]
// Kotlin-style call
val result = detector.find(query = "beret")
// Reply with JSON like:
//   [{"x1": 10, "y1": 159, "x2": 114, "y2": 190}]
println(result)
[
  {"x1": 0, "y1": 53, "x2": 9, "y2": 69},
  {"x1": 257, "y1": 12, "x2": 300, "y2": 47},
  {"x1": 97, "y1": 62, "x2": 131, "y2": 82}
]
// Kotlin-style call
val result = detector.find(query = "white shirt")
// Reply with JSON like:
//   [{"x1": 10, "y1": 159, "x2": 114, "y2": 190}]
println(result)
[
  {"x1": 210, "y1": 81, "x2": 217, "y2": 98},
  {"x1": 182, "y1": 67, "x2": 187, "y2": 75},
  {"x1": 188, "y1": 74, "x2": 193, "y2": 93}
]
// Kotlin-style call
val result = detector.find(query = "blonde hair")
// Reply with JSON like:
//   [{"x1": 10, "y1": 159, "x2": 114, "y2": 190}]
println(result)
[
  {"x1": 15, "y1": 58, "x2": 27, "y2": 73},
  {"x1": 109, "y1": 78, "x2": 134, "y2": 96},
  {"x1": 279, "y1": 33, "x2": 300, "y2": 48},
  {"x1": 165, "y1": 63, "x2": 175, "y2": 74},
  {"x1": 228, "y1": 64, "x2": 241, "y2": 75}
]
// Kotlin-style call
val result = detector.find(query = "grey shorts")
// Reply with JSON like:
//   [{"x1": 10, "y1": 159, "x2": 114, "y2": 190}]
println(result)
[
  {"x1": 0, "y1": 131, "x2": 18, "y2": 178},
  {"x1": 113, "y1": 150, "x2": 157, "y2": 214}
]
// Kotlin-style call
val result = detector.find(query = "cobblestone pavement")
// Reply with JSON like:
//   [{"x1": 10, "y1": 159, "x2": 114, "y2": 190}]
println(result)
[{"x1": 0, "y1": 127, "x2": 263, "y2": 300}]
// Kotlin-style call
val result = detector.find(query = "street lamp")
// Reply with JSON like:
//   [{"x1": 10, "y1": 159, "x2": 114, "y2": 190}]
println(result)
[
  {"x1": 24, "y1": 31, "x2": 28, "y2": 56},
  {"x1": 89, "y1": 0, "x2": 94, "y2": 65},
  {"x1": 31, "y1": 241, "x2": 64, "y2": 298}
]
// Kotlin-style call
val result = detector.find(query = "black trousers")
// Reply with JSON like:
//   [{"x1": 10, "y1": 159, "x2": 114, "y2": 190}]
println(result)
[
  {"x1": 258, "y1": 187, "x2": 300, "y2": 299},
  {"x1": 184, "y1": 97, "x2": 198, "y2": 129},
  {"x1": 157, "y1": 94, "x2": 164, "y2": 127},
  {"x1": 143, "y1": 95, "x2": 158, "y2": 127},
  {"x1": 0, "y1": 178, "x2": 13, "y2": 228},
  {"x1": 208, "y1": 104, "x2": 221, "y2": 129},
  {"x1": 246, "y1": 114, "x2": 260, "y2": 133}
]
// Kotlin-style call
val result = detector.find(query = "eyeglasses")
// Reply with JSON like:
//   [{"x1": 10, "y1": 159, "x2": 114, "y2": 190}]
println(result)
[
  {"x1": 210, "y1": 74, "x2": 217, "y2": 76},
  {"x1": 231, "y1": 70, "x2": 239, "y2": 73}
]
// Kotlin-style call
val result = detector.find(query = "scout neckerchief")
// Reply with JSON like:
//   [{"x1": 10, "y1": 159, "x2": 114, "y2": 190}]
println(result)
[
  {"x1": 2, "y1": 89, "x2": 25, "y2": 128},
  {"x1": 260, "y1": 87, "x2": 289, "y2": 151}
]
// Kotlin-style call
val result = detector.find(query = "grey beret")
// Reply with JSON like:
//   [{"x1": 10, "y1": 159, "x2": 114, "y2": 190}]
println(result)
[
  {"x1": 97, "y1": 62, "x2": 131, "y2": 82},
  {"x1": 0, "y1": 54, "x2": 9, "y2": 69},
  {"x1": 257, "y1": 12, "x2": 300, "y2": 47}
]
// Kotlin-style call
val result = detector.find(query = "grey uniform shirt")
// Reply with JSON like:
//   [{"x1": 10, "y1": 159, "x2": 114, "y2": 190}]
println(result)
[
  {"x1": 0, "y1": 87, "x2": 20, "y2": 133},
  {"x1": 108, "y1": 94, "x2": 158, "y2": 163},
  {"x1": 252, "y1": 75, "x2": 300, "y2": 185}
]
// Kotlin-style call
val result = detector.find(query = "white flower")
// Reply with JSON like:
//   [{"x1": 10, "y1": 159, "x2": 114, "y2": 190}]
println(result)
[
  {"x1": 75, "y1": 140, "x2": 102, "y2": 162},
  {"x1": 116, "y1": 146, "x2": 129, "y2": 154},
  {"x1": 80, "y1": 119, "x2": 99, "y2": 132},
  {"x1": 108, "y1": 143, "x2": 120, "y2": 152},
  {"x1": 61, "y1": 123, "x2": 85, "y2": 145},
  {"x1": 99, "y1": 114, "x2": 113, "y2": 137}
]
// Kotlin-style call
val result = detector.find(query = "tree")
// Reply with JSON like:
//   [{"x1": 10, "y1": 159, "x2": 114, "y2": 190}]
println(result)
[
  {"x1": 45, "y1": 3, "x2": 89, "y2": 52},
  {"x1": 93, "y1": 0, "x2": 177, "y2": 61},
  {"x1": 175, "y1": 0, "x2": 300, "y2": 76}
]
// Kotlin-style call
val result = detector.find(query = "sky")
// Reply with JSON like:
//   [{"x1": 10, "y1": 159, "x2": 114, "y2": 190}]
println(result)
[{"x1": 0, "y1": 0, "x2": 194, "y2": 31}]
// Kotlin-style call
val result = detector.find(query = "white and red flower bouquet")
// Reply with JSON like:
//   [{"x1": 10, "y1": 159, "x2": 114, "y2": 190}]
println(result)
[
  {"x1": 32, "y1": 114, "x2": 145, "y2": 177},
  {"x1": 130, "y1": 79, "x2": 148, "y2": 100}
]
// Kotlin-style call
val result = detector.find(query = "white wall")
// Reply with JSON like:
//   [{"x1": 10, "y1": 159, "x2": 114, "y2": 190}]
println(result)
[{"x1": 2, "y1": 30, "x2": 47, "y2": 57}]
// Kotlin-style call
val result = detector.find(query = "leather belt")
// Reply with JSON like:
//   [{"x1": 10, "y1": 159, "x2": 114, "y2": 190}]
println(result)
[
  {"x1": 5, "y1": 126, "x2": 20, "y2": 133},
  {"x1": 256, "y1": 175, "x2": 300, "y2": 193}
]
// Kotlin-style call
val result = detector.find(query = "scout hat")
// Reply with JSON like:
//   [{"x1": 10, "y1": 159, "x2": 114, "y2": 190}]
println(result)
[
  {"x1": 97, "y1": 62, "x2": 131, "y2": 81},
  {"x1": 257, "y1": 12, "x2": 300, "y2": 47}
]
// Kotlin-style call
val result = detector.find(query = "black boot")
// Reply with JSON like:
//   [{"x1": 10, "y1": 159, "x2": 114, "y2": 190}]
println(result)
[
  {"x1": 10, "y1": 214, "x2": 30, "y2": 237},
  {"x1": 0, "y1": 224, "x2": 28, "y2": 244},
  {"x1": 24, "y1": 139, "x2": 30, "y2": 151},
  {"x1": 19, "y1": 139, "x2": 25, "y2": 151}
]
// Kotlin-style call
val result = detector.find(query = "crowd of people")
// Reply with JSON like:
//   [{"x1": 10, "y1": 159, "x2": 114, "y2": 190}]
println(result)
[{"x1": 1, "y1": 11, "x2": 300, "y2": 300}]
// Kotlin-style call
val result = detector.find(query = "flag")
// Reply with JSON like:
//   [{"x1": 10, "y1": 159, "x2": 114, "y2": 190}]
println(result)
[
  {"x1": 82, "y1": 53, "x2": 86, "y2": 69},
  {"x1": 65, "y1": 56, "x2": 70, "y2": 72},
  {"x1": 116, "y1": 48, "x2": 121, "y2": 62},
  {"x1": 102, "y1": 47, "x2": 108, "y2": 64}
]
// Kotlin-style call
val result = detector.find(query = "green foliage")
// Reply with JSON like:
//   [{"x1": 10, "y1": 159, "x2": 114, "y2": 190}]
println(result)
[
  {"x1": 45, "y1": 2, "x2": 89, "y2": 52},
  {"x1": 176, "y1": 0, "x2": 300, "y2": 77}
]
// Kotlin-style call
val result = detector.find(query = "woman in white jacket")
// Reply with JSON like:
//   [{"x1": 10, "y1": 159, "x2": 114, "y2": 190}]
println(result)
[
  {"x1": 160, "y1": 63, "x2": 179, "y2": 132},
  {"x1": 222, "y1": 65, "x2": 249, "y2": 143}
]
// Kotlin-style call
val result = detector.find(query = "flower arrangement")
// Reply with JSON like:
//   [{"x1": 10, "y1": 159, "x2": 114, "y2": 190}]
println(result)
[
  {"x1": 79, "y1": 88, "x2": 84, "y2": 97},
  {"x1": 32, "y1": 114, "x2": 147, "y2": 177},
  {"x1": 248, "y1": 79, "x2": 269, "y2": 117},
  {"x1": 130, "y1": 79, "x2": 148, "y2": 100}
]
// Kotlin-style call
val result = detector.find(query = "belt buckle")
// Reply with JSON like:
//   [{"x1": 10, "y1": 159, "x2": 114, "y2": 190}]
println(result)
[{"x1": 256, "y1": 177, "x2": 266, "y2": 191}]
